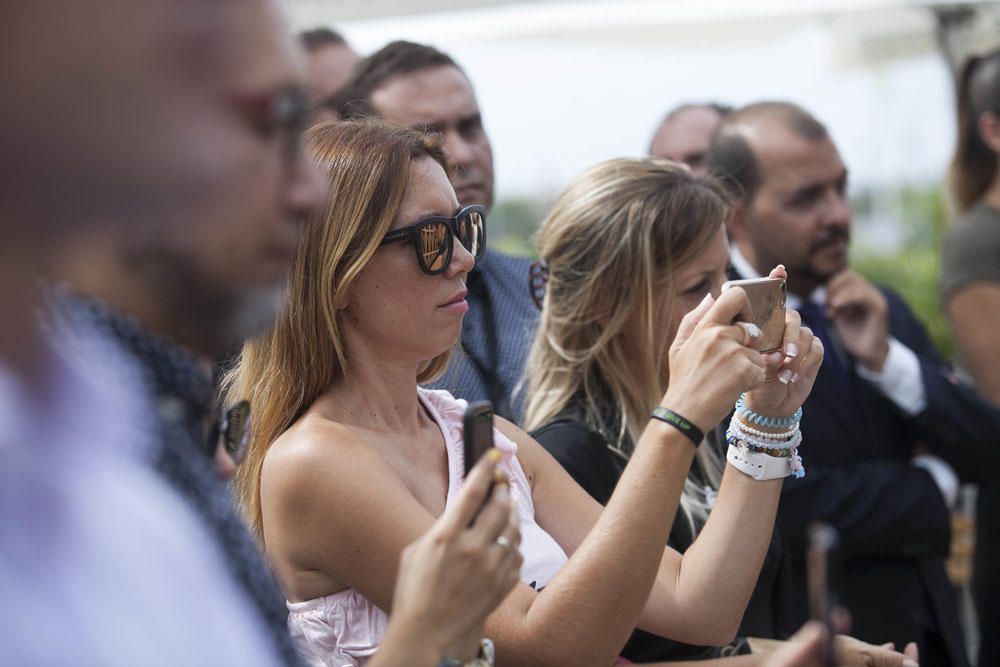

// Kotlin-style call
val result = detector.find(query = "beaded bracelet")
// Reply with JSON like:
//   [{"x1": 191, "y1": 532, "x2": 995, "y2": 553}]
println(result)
[
  {"x1": 726, "y1": 434, "x2": 795, "y2": 457},
  {"x1": 727, "y1": 425, "x2": 803, "y2": 451},
  {"x1": 726, "y1": 428, "x2": 802, "y2": 452},
  {"x1": 729, "y1": 416, "x2": 798, "y2": 441},
  {"x1": 728, "y1": 420, "x2": 802, "y2": 447},
  {"x1": 730, "y1": 428, "x2": 796, "y2": 446},
  {"x1": 735, "y1": 394, "x2": 802, "y2": 429}
]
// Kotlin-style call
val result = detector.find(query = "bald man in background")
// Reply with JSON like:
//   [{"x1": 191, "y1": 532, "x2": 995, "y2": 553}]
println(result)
[
  {"x1": 300, "y1": 27, "x2": 360, "y2": 101},
  {"x1": 649, "y1": 103, "x2": 731, "y2": 175}
]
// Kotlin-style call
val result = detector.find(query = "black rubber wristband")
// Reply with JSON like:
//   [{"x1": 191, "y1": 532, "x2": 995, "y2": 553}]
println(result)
[{"x1": 650, "y1": 407, "x2": 703, "y2": 447}]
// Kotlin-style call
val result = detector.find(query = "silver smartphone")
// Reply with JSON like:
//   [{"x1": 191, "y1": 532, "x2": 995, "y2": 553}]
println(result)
[{"x1": 721, "y1": 277, "x2": 787, "y2": 353}]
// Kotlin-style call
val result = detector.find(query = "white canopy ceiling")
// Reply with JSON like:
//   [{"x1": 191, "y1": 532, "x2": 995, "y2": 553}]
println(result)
[{"x1": 289, "y1": 0, "x2": 999, "y2": 68}]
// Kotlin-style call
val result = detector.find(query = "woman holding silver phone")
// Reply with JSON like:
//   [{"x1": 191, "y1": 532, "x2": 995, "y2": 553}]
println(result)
[{"x1": 526, "y1": 157, "x2": 917, "y2": 666}]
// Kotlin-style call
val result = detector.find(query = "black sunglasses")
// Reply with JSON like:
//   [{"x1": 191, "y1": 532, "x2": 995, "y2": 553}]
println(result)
[{"x1": 379, "y1": 204, "x2": 486, "y2": 275}]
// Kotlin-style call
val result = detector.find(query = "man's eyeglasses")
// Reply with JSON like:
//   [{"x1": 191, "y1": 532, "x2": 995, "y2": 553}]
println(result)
[
  {"x1": 379, "y1": 205, "x2": 486, "y2": 275},
  {"x1": 229, "y1": 86, "x2": 313, "y2": 168}
]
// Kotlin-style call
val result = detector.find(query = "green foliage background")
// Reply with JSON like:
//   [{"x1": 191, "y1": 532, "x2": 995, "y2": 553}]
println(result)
[{"x1": 852, "y1": 185, "x2": 955, "y2": 360}]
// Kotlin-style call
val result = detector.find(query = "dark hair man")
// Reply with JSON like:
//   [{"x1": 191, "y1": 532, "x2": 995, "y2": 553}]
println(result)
[
  {"x1": 300, "y1": 27, "x2": 359, "y2": 100},
  {"x1": 710, "y1": 101, "x2": 1000, "y2": 666},
  {"x1": 334, "y1": 40, "x2": 537, "y2": 422},
  {"x1": 649, "y1": 103, "x2": 732, "y2": 175}
]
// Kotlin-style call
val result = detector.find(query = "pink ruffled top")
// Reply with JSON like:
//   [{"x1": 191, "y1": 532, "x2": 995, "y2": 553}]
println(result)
[{"x1": 287, "y1": 388, "x2": 568, "y2": 667}]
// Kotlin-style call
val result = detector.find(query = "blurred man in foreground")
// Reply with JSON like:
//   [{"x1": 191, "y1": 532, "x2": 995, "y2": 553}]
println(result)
[
  {"x1": 0, "y1": 0, "x2": 295, "y2": 663},
  {"x1": 46, "y1": 1, "x2": 325, "y2": 663}
]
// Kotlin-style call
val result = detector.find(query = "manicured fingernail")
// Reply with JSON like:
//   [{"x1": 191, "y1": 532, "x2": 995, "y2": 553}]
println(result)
[
  {"x1": 746, "y1": 323, "x2": 762, "y2": 338},
  {"x1": 785, "y1": 342, "x2": 798, "y2": 358},
  {"x1": 699, "y1": 293, "x2": 713, "y2": 307},
  {"x1": 487, "y1": 448, "x2": 501, "y2": 463},
  {"x1": 779, "y1": 369, "x2": 794, "y2": 384},
  {"x1": 494, "y1": 467, "x2": 508, "y2": 484}
]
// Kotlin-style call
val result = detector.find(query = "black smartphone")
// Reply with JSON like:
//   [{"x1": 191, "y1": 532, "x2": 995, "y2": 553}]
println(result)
[
  {"x1": 463, "y1": 402, "x2": 496, "y2": 524},
  {"x1": 463, "y1": 401, "x2": 495, "y2": 478},
  {"x1": 807, "y1": 522, "x2": 841, "y2": 667}
]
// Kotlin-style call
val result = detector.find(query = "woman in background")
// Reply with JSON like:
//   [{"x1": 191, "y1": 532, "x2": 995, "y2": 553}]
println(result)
[{"x1": 940, "y1": 47, "x2": 1000, "y2": 667}]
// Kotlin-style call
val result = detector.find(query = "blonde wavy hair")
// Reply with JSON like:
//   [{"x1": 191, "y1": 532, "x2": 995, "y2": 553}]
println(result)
[
  {"x1": 523, "y1": 157, "x2": 730, "y2": 529},
  {"x1": 220, "y1": 119, "x2": 451, "y2": 540}
]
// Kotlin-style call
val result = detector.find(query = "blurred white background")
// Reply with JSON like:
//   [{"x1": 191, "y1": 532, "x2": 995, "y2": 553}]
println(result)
[
  {"x1": 288, "y1": 0, "x2": 1000, "y2": 255},
  {"x1": 289, "y1": 4, "x2": 995, "y2": 189}
]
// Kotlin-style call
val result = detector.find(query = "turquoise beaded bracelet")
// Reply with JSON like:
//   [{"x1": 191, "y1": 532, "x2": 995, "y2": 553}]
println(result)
[{"x1": 735, "y1": 394, "x2": 802, "y2": 429}]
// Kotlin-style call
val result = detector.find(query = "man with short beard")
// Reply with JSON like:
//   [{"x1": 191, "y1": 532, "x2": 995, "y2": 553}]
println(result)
[
  {"x1": 711, "y1": 101, "x2": 1000, "y2": 667},
  {"x1": 45, "y1": 0, "x2": 324, "y2": 663}
]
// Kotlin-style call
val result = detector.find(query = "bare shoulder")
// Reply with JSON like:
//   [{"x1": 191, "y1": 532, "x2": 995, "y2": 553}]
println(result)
[
  {"x1": 261, "y1": 411, "x2": 391, "y2": 512},
  {"x1": 259, "y1": 409, "x2": 445, "y2": 604}
]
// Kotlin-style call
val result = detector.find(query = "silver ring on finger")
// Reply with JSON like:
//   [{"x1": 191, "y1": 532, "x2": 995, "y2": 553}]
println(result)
[{"x1": 495, "y1": 535, "x2": 513, "y2": 551}]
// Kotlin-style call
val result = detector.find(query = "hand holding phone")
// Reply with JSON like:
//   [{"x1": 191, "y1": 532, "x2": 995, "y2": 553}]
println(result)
[
  {"x1": 807, "y1": 523, "x2": 841, "y2": 667},
  {"x1": 721, "y1": 277, "x2": 787, "y2": 353}
]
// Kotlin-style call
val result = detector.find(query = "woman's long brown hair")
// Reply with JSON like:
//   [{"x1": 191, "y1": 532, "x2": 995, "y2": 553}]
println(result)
[{"x1": 220, "y1": 119, "x2": 450, "y2": 540}]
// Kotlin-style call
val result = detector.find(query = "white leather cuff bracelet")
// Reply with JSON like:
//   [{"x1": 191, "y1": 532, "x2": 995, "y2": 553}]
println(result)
[{"x1": 726, "y1": 444, "x2": 794, "y2": 481}]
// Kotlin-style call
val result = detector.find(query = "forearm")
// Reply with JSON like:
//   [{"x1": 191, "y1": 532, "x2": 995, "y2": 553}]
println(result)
[
  {"x1": 639, "y1": 465, "x2": 781, "y2": 645},
  {"x1": 508, "y1": 420, "x2": 696, "y2": 666},
  {"x1": 371, "y1": 619, "x2": 447, "y2": 667}
]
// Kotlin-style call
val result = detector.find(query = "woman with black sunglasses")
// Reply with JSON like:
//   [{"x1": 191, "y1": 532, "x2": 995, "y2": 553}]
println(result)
[{"x1": 223, "y1": 119, "x2": 824, "y2": 666}]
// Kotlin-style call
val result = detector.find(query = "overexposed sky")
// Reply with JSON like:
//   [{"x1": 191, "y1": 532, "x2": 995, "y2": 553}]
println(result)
[{"x1": 290, "y1": 1, "x2": 968, "y2": 201}]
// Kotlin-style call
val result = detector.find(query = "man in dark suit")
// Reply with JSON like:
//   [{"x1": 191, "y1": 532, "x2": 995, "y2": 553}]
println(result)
[
  {"x1": 709, "y1": 101, "x2": 1000, "y2": 667},
  {"x1": 333, "y1": 41, "x2": 537, "y2": 422}
]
